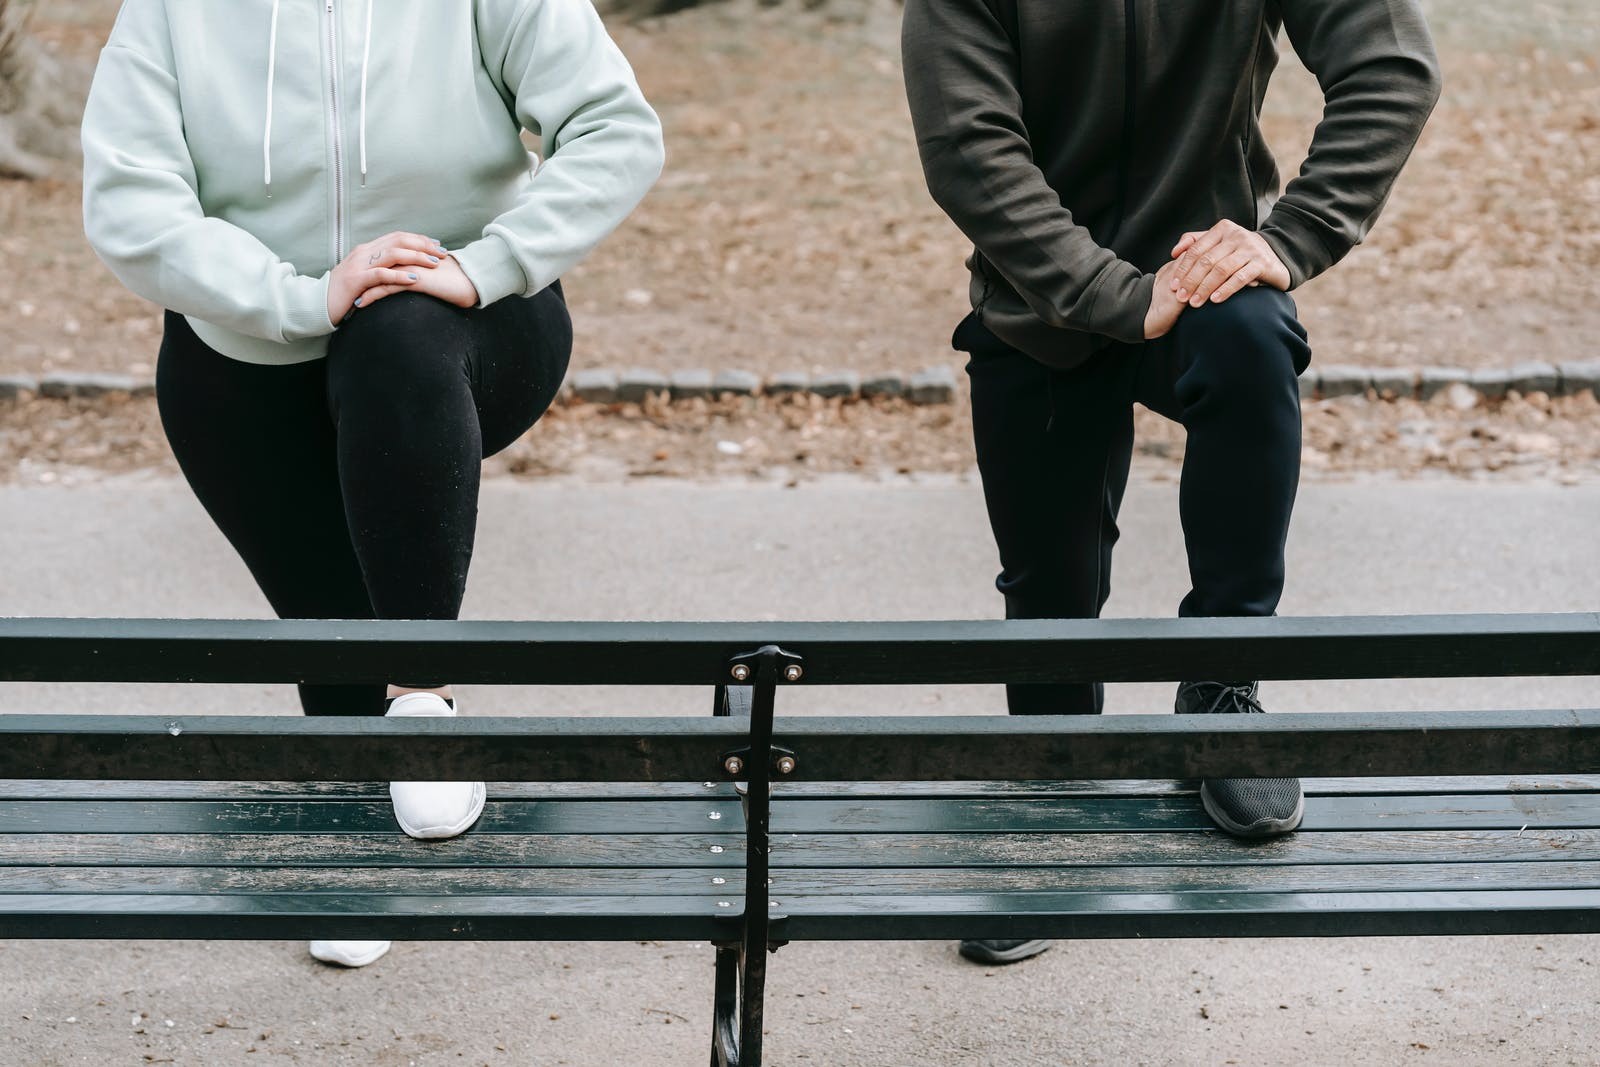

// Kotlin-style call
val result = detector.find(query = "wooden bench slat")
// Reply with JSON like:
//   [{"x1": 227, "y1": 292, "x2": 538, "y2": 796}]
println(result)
[
  {"x1": 763, "y1": 829, "x2": 1600, "y2": 867},
  {"x1": 0, "y1": 866, "x2": 748, "y2": 895},
  {"x1": 771, "y1": 889, "x2": 1600, "y2": 940},
  {"x1": 766, "y1": 794, "x2": 1600, "y2": 833},
  {"x1": 0, "y1": 894, "x2": 739, "y2": 942},
  {"x1": 5, "y1": 776, "x2": 1600, "y2": 802},
  {"x1": 0, "y1": 833, "x2": 745, "y2": 869},
  {"x1": 5, "y1": 860, "x2": 1597, "y2": 898},
  {"x1": 3, "y1": 792, "x2": 1593, "y2": 837},
  {"x1": 6, "y1": 613, "x2": 1596, "y2": 684},
  {"x1": 0, "y1": 798, "x2": 747, "y2": 835}
]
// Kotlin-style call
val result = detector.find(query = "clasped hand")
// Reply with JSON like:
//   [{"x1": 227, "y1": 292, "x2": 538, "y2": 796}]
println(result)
[
  {"x1": 1144, "y1": 219, "x2": 1290, "y2": 340},
  {"x1": 326, "y1": 231, "x2": 480, "y2": 324}
]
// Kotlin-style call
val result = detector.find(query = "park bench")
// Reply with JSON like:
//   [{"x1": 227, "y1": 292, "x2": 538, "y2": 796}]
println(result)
[{"x1": 2, "y1": 613, "x2": 1598, "y2": 1066}]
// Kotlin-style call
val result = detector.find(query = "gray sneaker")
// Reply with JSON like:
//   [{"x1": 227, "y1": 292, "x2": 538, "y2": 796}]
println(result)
[
  {"x1": 1176, "y1": 681, "x2": 1304, "y2": 839},
  {"x1": 958, "y1": 939, "x2": 1051, "y2": 965}
]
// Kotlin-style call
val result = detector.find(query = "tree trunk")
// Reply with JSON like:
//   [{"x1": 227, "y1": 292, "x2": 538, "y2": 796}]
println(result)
[{"x1": 0, "y1": 0, "x2": 86, "y2": 182}]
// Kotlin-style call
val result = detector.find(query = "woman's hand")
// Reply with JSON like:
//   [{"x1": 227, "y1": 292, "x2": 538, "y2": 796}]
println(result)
[
  {"x1": 1169, "y1": 219, "x2": 1292, "y2": 308},
  {"x1": 351, "y1": 253, "x2": 480, "y2": 313},
  {"x1": 327, "y1": 231, "x2": 448, "y2": 323}
]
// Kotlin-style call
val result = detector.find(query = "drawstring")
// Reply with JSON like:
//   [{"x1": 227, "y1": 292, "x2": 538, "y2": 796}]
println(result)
[
  {"x1": 263, "y1": 0, "x2": 281, "y2": 196},
  {"x1": 264, "y1": 0, "x2": 374, "y2": 195},
  {"x1": 359, "y1": 0, "x2": 372, "y2": 186}
]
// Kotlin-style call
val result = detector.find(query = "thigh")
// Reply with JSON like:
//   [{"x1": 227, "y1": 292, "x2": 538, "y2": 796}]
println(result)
[
  {"x1": 466, "y1": 282, "x2": 574, "y2": 458},
  {"x1": 156, "y1": 312, "x2": 377, "y2": 626},
  {"x1": 961, "y1": 316, "x2": 1137, "y2": 619}
]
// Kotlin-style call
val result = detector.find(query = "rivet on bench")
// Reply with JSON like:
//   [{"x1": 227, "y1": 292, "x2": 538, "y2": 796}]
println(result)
[
  {"x1": 783, "y1": 664, "x2": 803, "y2": 683},
  {"x1": 775, "y1": 755, "x2": 797, "y2": 775},
  {"x1": 712, "y1": 877, "x2": 727, "y2": 886},
  {"x1": 710, "y1": 845, "x2": 725, "y2": 854},
  {"x1": 723, "y1": 755, "x2": 745, "y2": 775},
  {"x1": 717, "y1": 901, "x2": 731, "y2": 908},
  {"x1": 730, "y1": 664, "x2": 751, "y2": 682},
  {"x1": 709, "y1": 811, "x2": 723, "y2": 821}
]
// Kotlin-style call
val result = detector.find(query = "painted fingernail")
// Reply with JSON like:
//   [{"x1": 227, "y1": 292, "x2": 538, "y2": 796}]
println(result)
[
  {"x1": 353, "y1": 298, "x2": 362, "y2": 307},
  {"x1": 407, "y1": 273, "x2": 418, "y2": 281},
  {"x1": 428, "y1": 255, "x2": 440, "y2": 263}
]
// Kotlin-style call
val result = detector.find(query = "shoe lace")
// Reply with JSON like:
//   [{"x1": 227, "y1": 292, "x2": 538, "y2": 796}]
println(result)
[{"x1": 1181, "y1": 681, "x2": 1264, "y2": 715}]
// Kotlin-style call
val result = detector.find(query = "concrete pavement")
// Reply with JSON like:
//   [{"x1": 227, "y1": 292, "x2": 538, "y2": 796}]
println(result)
[{"x1": 1, "y1": 474, "x2": 1597, "y2": 1065}]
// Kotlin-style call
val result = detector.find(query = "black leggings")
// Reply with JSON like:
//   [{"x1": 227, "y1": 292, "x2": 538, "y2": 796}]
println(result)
[
  {"x1": 959, "y1": 286, "x2": 1312, "y2": 715},
  {"x1": 156, "y1": 287, "x2": 572, "y2": 715}
]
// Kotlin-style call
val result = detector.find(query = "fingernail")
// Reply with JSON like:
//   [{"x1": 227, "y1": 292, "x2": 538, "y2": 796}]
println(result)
[
  {"x1": 353, "y1": 298, "x2": 362, "y2": 307},
  {"x1": 407, "y1": 273, "x2": 418, "y2": 281},
  {"x1": 428, "y1": 255, "x2": 440, "y2": 263},
  {"x1": 1177, "y1": 289, "x2": 1188, "y2": 300}
]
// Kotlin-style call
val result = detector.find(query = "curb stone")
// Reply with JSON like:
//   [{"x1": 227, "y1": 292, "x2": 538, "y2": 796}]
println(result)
[
  {"x1": 0, "y1": 375, "x2": 40, "y2": 400},
  {"x1": 909, "y1": 366, "x2": 958, "y2": 405},
  {"x1": 810, "y1": 371, "x2": 860, "y2": 399},
  {"x1": 668, "y1": 369, "x2": 714, "y2": 401},
  {"x1": 616, "y1": 368, "x2": 670, "y2": 404},
  {"x1": 13, "y1": 364, "x2": 1600, "y2": 408},
  {"x1": 38, "y1": 373, "x2": 143, "y2": 399}
]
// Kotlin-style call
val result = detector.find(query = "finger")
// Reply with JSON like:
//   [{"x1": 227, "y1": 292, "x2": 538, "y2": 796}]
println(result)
[
  {"x1": 1189, "y1": 249, "x2": 1253, "y2": 306},
  {"x1": 364, "y1": 266, "x2": 423, "y2": 288},
  {"x1": 1172, "y1": 226, "x2": 1233, "y2": 293},
  {"x1": 1170, "y1": 232, "x2": 1205, "y2": 259},
  {"x1": 381, "y1": 248, "x2": 445, "y2": 269},
  {"x1": 349, "y1": 283, "x2": 411, "y2": 312},
  {"x1": 1207, "y1": 262, "x2": 1263, "y2": 305},
  {"x1": 1174, "y1": 234, "x2": 1237, "y2": 299}
]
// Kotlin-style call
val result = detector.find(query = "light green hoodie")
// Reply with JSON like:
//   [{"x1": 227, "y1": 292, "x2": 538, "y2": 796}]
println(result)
[{"x1": 82, "y1": 0, "x2": 665, "y2": 365}]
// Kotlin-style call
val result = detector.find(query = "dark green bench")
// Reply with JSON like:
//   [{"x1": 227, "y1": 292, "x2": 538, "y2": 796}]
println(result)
[{"x1": 2, "y1": 614, "x2": 1599, "y2": 1067}]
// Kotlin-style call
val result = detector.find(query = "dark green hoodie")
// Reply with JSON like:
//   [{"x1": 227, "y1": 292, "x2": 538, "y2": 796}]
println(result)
[{"x1": 903, "y1": 0, "x2": 1441, "y2": 367}]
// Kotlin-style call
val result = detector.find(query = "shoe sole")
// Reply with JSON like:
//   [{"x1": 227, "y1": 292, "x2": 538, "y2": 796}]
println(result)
[
  {"x1": 958, "y1": 939, "x2": 1052, "y2": 965},
  {"x1": 393, "y1": 781, "x2": 487, "y2": 840},
  {"x1": 1200, "y1": 783, "x2": 1305, "y2": 839}
]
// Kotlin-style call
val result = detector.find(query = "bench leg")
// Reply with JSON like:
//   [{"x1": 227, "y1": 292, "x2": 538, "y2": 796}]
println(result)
[{"x1": 709, "y1": 940, "x2": 770, "y2": 1067}]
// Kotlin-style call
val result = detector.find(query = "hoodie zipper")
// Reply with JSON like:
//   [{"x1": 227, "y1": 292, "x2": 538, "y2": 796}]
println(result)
[
  {"x1": 326, "y1": 0, "x2": 346, "y2": 263},
  {"x1": 1107, "y1": 0, "x2": 1137, "y2": 243}
]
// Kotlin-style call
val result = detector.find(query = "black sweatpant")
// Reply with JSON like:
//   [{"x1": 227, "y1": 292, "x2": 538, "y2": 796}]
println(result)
[
  {"x1": 156, "y1": 286, "x2": 573, "y2": 715},
  {"x1": 957, "y1": 286, "x2": 1312, "y2": 715}
]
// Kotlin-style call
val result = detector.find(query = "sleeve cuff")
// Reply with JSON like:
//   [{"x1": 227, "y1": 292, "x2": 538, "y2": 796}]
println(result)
[
  {"x1": 1084, "y1": 261, "x2": 1155, "y2": 345},
  {"x1": 1258, "y1": 205, "x2": 1335, "y2": 291},
  {"x1": 449, "y1": 235, "x2": 530, "y2": 308},
  {"x1": 280, "y1": 271, "x2": 339, "y2": 342}
]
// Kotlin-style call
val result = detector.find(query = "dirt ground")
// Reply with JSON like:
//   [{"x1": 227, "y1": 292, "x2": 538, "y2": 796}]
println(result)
[{"x1": 1, "y1": 0, "x2": 1597, "y2": 483}]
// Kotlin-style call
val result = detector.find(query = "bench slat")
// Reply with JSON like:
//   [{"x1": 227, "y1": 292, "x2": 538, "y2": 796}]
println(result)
[
  {"x1": 770, "y1": 889, "x2": 1600, "y2": 940},
  {"x1": 762, "y1": 829, "x2": 1600, "y2": 867},
  {"x1": 4, "y1": 776, "x2": 1600, "y2": 801},
  {"x1": 6, "y1": 711, "x2": 1599, "y2": 781},
  {"x1": 3, "y1": 860, "x2": 1596, "y2": 897},
  {"x1": 5, "y1": 613, "x2": 1597, "y2": 683},
  {"x1": 0, "y1": 833, "x2": 745, "y2": 869},
  {"x1": 0, "y1": 893, "x2": 739, "y2": 942},
  {"x1": 2, "y1": 792, "x2": 1593, "y2": 836},
  {"x1": 0, "y1": 798, "x2": 746, "y2": 835}
]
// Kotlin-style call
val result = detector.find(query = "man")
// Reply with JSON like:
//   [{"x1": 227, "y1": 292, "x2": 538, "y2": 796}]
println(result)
[{"x1": 902, "y1": 0, "x2": 1440, "y2": 965}]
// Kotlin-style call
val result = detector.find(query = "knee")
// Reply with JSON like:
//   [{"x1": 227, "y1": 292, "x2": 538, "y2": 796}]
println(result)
[
  {"x1": 326, "y1": 293, "x2": 468, "y2": 407},
  {"x1": 1174, "y1": 288, "x2": 1309, "y2": 394}
]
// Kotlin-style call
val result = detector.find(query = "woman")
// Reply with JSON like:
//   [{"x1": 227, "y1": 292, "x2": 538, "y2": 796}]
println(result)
[{"x1": 81, "y1": 0, "x2": 665, "y2": 968}]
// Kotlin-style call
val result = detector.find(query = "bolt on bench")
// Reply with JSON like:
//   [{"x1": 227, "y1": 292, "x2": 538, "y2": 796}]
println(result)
[{"x1": 2, "y1": 614, "x2": 1598, "y2": 1067}]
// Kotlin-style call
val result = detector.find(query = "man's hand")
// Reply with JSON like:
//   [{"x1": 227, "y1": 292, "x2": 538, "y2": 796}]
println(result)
[
  {"x1": 1169, "y1": 219, "x2": 1291, "y2": 308},
  {"x1": 1145, "y1": 259, "x2": 1188, "y2": 340}
]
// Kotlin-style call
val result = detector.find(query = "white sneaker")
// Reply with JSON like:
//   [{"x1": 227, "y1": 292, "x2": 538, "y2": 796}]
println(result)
[
  {"x1": 386, "y1": 692, "x2": 486, "y2": 840},
  {"x1": 309, "y1": 940, "x2": 391, "y2": 967}
]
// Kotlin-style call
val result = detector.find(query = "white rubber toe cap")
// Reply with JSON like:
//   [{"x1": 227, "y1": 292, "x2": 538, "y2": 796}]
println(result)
[{"x1": 386, "y1": 693, "x2": 486, "y2": 841}]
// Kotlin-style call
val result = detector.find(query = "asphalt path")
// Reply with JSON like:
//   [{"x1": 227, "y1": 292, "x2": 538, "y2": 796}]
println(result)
[{"x1": 1, "y1": 474, "x2": 1596, "y2": 1065}]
